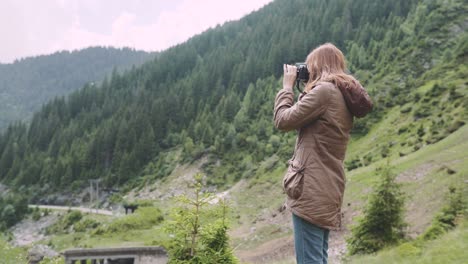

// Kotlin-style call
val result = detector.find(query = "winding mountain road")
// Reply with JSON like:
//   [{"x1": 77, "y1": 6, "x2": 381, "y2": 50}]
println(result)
[{"x1": 28, "y1": 205, "x2": 113, "y2": 216}]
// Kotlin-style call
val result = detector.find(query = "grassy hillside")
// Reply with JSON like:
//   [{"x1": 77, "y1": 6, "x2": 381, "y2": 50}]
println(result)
[
  {"x1": 229, "y1": 124, "x2": 467, "y2": 263},
  {"x1": 347, "y1": 219, "x2": 468, "y2": 264}
]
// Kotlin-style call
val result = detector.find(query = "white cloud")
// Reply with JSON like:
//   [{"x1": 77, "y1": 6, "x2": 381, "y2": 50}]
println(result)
[{"x1": 0, "y1": 0, "x2": 272, "y2": 63}]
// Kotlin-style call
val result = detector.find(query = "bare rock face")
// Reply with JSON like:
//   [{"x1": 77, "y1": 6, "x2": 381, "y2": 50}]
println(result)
[
  {"x1": 0, "y1": 183, "x2": 9, "y2": 196},
  {"x1": 28, "y1": 244, "x2": 58, "y2": 264},
  {"x1": 12, "y1": 214, "x2": 58, "y2": 246}
]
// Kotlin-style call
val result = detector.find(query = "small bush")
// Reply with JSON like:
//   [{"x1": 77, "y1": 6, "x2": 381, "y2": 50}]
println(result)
[
  {"x1": 65, "y1": 211, "x2": 83, "y2": 226},
  {"x1": 400, "y1": 105, "x2": 412, "y2": 113},
  {"x1": 32, "y1": 208, "x2": 42, "y2": 221},
  {"x1": 109, "y1": 194, "x2": 124, "y2": 205},
  {"x1": 446, "y1": 120, "x2": 465, "y2": 133},
  {"x1": 421, "y1": 223, "x2": 446, "y2": 240},
  {"x1": 424, "y1": 83, "x2": 444, "y2": 98},
  {"x1": 345, "y1": 158, "x2": 361, "y2": 171},
  {"x1": 421, "y1": 186, "x2": 466, "y2": 241},
  {"x1": 417, "y1": 124, "x2": 425, "y2": 137},
  {"x1": 397, "y1": 126, "x2": 408, "y2": 134},
  {"x1": 46, "y1": 210, "x2": 83, "y2": 234},
  {"x1": 395, "y1": 242, "x2": 421, "y2": 257},
  {"x1": 414, "y1": 93, "x2": 421, "y2": 101},
  {"x1": 91, "y1": 226, "x2": 106, "y2": 236},
  {"x1": 0, "y1": 193, "x2": 29, "y2": 228},
  {"x1": 413, "y1": 105, "x2": 431, "y2": 119},
  {"x1": 380, "y1": 145, "x2": 390, "y2": 158},
  {"x1": 74, "y1": 218, "x2": 100, "y2": 232},
  {"x1": 449, "y1": 86, "x2": 462, "y2": 100}
]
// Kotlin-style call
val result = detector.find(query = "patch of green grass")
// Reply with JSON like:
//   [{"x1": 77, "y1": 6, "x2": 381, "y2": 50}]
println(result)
[
  {"x1": 95, "y1": 207, "x2": 163, "y2": 234},
  {"x1": 45, "y1": 207, "x2": 167, "y2": 252},
  {"x1": 416, "y1": 80, "x2": 438, "y2": 93},
  {"x1": 38, "y1": 256, "x2": 64, "y2": 264},
  {"x1": 346, "y1": 218, "x2": 468, "y2": 264},
  {"x1": 0, "y1": 235, "x2": 28, "y2": 264},
  {"x1": 48, "y1": 225, "x2": 170, "y2": 251}
]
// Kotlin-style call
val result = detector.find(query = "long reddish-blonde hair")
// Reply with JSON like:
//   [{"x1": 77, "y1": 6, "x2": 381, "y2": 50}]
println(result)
[{"x1": 304, "y1": 43, "x2": 356, "y2": 92}]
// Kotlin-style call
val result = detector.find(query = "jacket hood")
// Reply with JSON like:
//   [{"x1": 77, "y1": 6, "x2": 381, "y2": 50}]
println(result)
[{"x1": 335, "y1": 79, "x2": 373, "y2": 118}]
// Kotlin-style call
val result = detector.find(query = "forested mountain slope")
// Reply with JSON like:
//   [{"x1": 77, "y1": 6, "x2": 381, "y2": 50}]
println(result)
[
  {"x1": 0, "y1": 0, "x2": 466, "y2": 203},
  {"x1": 0, "y1": 47, "x2": 155, "y2": 130}
]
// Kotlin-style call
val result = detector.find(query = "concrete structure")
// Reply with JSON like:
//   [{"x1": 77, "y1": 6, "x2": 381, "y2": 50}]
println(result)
[{"x1": 63, "y1": 246, "x2": 167, "y2": 264}]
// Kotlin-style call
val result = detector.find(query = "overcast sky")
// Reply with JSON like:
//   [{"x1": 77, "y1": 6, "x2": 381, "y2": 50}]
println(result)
[{"x1": 0, "y1": 0, "x2": 272, "y2": 63}]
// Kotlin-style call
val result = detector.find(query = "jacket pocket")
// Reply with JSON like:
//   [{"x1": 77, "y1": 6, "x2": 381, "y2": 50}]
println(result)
[{"x1": 283, "y1": 159, "x2": 305, "y2": 200}]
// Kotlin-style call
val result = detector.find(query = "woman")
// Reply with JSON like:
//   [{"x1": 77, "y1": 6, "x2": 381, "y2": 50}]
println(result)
[{"x1": 274, "y1": 43, "x2": 372, "y2": 263}]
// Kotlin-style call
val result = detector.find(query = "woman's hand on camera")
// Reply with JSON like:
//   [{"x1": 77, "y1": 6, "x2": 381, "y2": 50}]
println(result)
[{"x1": 283, "y1": 64, "x2": 297, "y2": 90}]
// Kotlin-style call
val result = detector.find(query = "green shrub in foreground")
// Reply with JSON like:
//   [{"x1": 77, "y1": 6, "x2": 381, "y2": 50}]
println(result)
[
  {"x1": 164, "y1": 173, "x2": 238, "y2": 264},
  {"x1": 347, "y1": 162, "x2": 406, "y2": 255}
]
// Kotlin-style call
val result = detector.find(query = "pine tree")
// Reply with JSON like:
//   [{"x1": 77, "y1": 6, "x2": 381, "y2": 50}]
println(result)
[
  {"x1": 347, "y1": 162, "x2": 406, "y2": 254},
  {"x1": 164, "y1": 173, "x2": 238, "y2": 264}
]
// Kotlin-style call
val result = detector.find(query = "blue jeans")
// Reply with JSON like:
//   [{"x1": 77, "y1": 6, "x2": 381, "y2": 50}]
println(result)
[{"x1": 292, "y1": 213, "x2": 330, "y2": 264}]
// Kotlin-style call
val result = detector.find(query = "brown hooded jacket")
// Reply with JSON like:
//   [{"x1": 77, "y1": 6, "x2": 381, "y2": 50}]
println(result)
[{"x1": 274, "y1": 80, "x2": 371, "y2": 230}]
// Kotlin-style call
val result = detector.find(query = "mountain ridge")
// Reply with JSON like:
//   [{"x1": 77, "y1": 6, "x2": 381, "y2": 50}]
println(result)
[{"x1": 0, "y1": 46, "x2": 156, "y2": 130}]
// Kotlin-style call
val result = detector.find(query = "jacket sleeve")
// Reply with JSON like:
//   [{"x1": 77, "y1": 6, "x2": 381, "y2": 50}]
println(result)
[{"x1": 274, "y1": 85, "x2": 330, "y2": 131}]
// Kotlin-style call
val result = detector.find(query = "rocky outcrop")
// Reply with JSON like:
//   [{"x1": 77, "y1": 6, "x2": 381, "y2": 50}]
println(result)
[{"x1": 28, "y1": 245, "x2": 58, "y2": 264}]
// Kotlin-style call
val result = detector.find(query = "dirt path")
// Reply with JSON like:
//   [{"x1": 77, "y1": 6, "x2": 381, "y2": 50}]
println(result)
[
  {"x1": 236, "y1": 236, "x2": 295, "y2": 263},
  {"x1": 234, "y1": 208, "x2": 348, "y2": 264},
  {"x1": 236, "y1": 229, "x2": 347, "y2": 264}
]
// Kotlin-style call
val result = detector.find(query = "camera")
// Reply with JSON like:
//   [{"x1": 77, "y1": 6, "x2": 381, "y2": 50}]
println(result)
[
  {"x1": 295, "y1": 63, "x2": 309, "y2": 83},
  {"x1": 294, "y1": 62, "x2": 309, "y2": 93}
]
